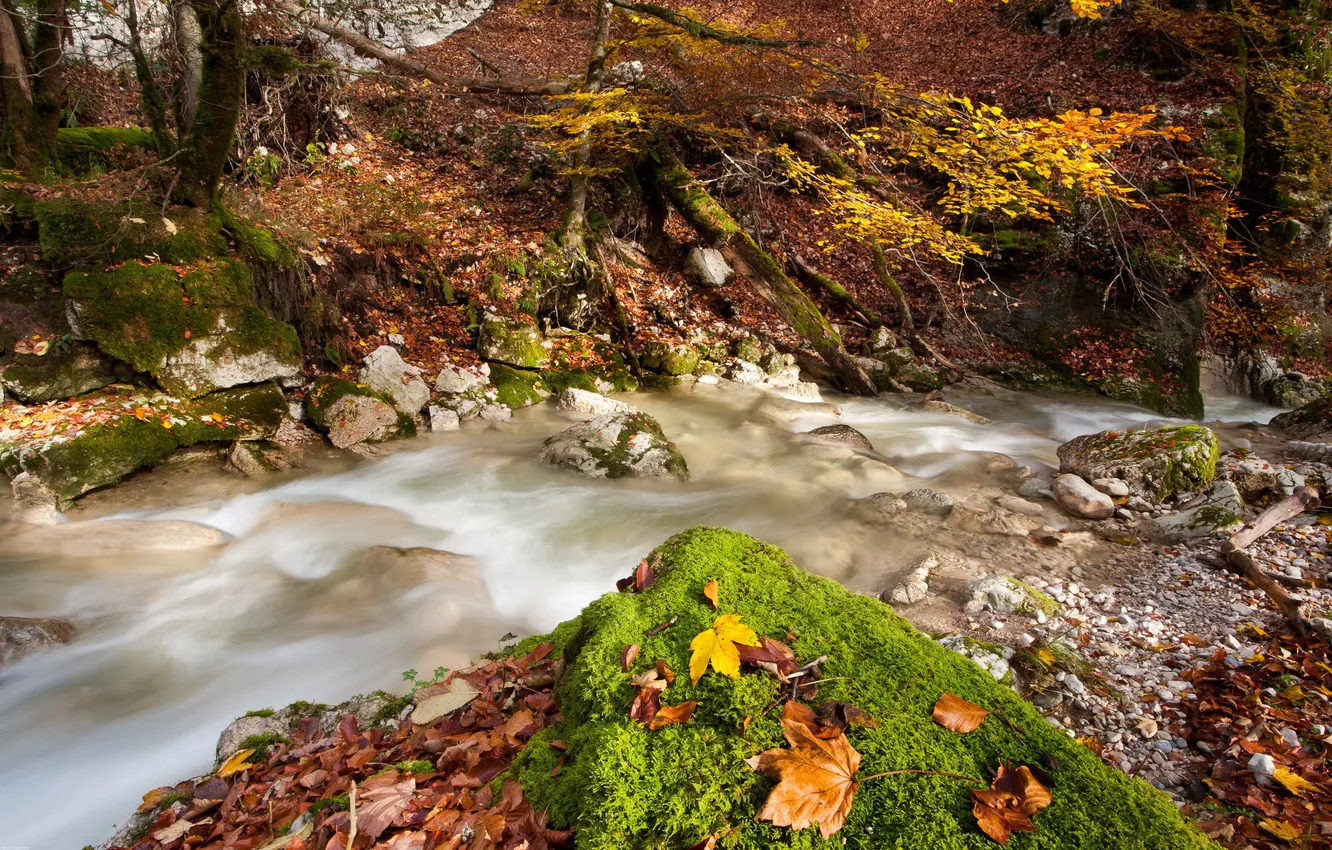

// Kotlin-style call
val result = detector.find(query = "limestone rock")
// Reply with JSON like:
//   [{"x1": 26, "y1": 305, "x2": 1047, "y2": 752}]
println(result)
[
  {"x1": 938, "y1": 633, "x2": 1011, "y2": 681},
  {"x1": 9, "y1": 471, "x2": 61, "y2": 525},
  {"x1": 1220, "y1": 453, "x2": 1281, "y2": 502},
  {"x1": 477, "y1": 314, "x2": 551, "y2": 369},
  {"x1": 307, "y1": 376, "x2": 413, "y2": 449},
  {"x1": 428, "y1": 405, "x2": 461, "y2": 432},
  {"x1": 1052, "y1": 473, "x2": 1116, "y2": 519},
  {"x1": 1057, "y1": 425, "x2": 1219, "y2": 503},
  {"x1": 921, "y1": 398, "x2": 990, "y2": 424},
  {"x1": 684, "y1": 247, "x2": 733, "y2": 288},
  {"x1": 537, "y1": 412, "x2": 688, "y2": 480},
  {"x1": 215, "y1": 692, "x2": 403, "y2": 765},
  {"x1": 0, "y1": 341, "x2": 118, "y2": 402},
  {"x1": 553, "y1": 387, "x2": 634, "y2": 417},
  {"x1": 358, "y1": 546, "x2": 487, "y2": 595},
  {"x1": 1091, "y1": 478, "x2": 1129, "y2": 497},
  {"x1": 433, "y1": 361, "x2": 490, "y2": 395},
  {"x1": 640, "y1": 341, "x2": 701, "y2": 376},
  {"x1": 966, "y1": 575, "x2": 1059, "y2": 617},
  {"x1": 1017, "y1": 477, "x2": 1053, "y2": 499},
  {"x1": 883, "y1": 553, "x2": 936, "y2": 606},
  {"x1": 0, "y1": 519, "x2": 230, "y2": 558},
  {"x1": 947, "y1": 504, "x2": 1037, "y2": 536},
  {"x1": 996, "y1": 495, "x2": 1044, "y2": 518},
  {"x1": 1142, "y1": 480, "x2": 1246, "y2": 543},
  {"x1": 902, "y1": 488, "x2": 956, "y2": 517},
  {"x1": 226, "y1": 441, "x2": 297, "y2": 476},
  {"x1": 802, "y1": 424, "x2": 874, "y2": 452},
  {"x1": 0, "y1": 615, "x2": 76, "y2": 666},
  {"x1": 152, "y1": 310, "x2": 302, "y2": 399},
  {"x1": 851, "y1": 492, "x2": 909, "y2": 524},
  {"x1": 359, "y1": 345, "x2": 429, "y2": 415}
]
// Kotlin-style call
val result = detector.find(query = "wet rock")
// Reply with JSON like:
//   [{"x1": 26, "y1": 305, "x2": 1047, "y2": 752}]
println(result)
[
  {"x1": 9, "y1": 471, "x2": 61, "y2": 525},
  {"x1": 428, "y1": 405, "x2": 460, "y2": 432},
  {"x1": 966, "y1": 575, "x2": 1059, "y2": 617},
  {"x1": 358, "y1": 546, "x2": 486, "y2": 595},
  {"x1": 477, "y1": 314, "x2": 551, "y2": 369},
  {"x1": 1220, "y1": 453, "x2": 1281, "y2": 503},
  {"x1": 307, "y1": 376, "x2": 413, "y2": 449},
  {"x1": 1057, "y1": 425, "x2": 1219, "y2": 502},
  {"x1": 902, "y1": 488, "x2": 956, "y2": 517},
  {"x1": 997, "y1": 495, "x2": 1044, "y2": 518},
  {"x1": 947, "y1": 504, "x2": 1037, "y2": 536},
  {"x1": 803, "y1": 424, "x2": 873, "y2": 452},
  {"x1": 1142, "y1": 480, "x2": 1245, "y2": 543},
  {"x1": 640, "y1": 341, "x2": 701, "y2": 376},
  {"x1": 0, "y1": 519, "x2": 230, "y2": 557},
  {"x1": 684, "y1": 247, "x2": 733, "y2": 288},
  {"x1": 226, "y1": 441, "x2": 297, "y2": 476},
  {"x1": 1052, "y1": 473, "x2": 1116, "y2": 519},
  {"x1": 537, "y1": 412, "x2": 688, "y2": 480},
  {"x1": 0, "y1": 341, "x2": 119, "y2": 402},
  {"x1": 359, "y1": 345, "x2": 429, "y2": 416},
  {"x1": 1091, "y1": 478, "x2": 1129, "y2": 498},
  {"x1": 883, "y1": 553, "x2": 935, "y2": 605},
  {"x1": 920, "y1": 398, "x2": 991, "y2": 424},
  {"x1": 0, "y1": 615, "x2": 76, "y2": 666},
  {"x1": 851, "y1": 492, "x2": 909, "y2": 524},
  {"x1": 1017, "y1": 477, "x2": 1053, "y2": 499},
  {"x1": 433, "y1": 361, "x2": 490, "y2": 395},
  {"x1": 552, "y1": 387, "x2": 633, "y2": 417}
]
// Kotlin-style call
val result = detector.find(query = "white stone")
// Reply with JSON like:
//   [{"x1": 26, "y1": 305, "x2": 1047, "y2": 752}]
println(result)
[
  {"x1": 684, "y1": 247, "x2": 734, "y2": 288},
  {"x1": 1051, "y1": 474, "x2": 1116, "y2": 519},
  {"x1": 552, "y1": 387, "x2": 634, "y2": 417},
  {"x1": 428, "y1": 405, "x2": 460, "y2": 432},
  {"x1": 360, "y1": 345, "x2": 429, "y2": 415},
  {"x1": 1091, "y1": 478, "x2": 1130, "y2": 497}
]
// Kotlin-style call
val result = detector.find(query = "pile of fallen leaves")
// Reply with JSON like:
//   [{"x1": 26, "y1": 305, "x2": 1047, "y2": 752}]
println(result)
[
  {"x1": 1179, "y1": 633, "x2": 1332, "y2": 849},
  {"x1": 112, "y1": 645, "x2": 568, "y2": 850}
]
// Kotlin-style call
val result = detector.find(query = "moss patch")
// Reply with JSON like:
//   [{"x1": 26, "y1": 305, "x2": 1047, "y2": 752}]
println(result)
[
  {"x1": 36, "y1": 200, "x2": 225, "y2": 267},
  {"x1": 489, "y1": 363, "x2": 546, "y2": 408},
  {"x1": 507, "y1": 527, "x2": 1215, "y2": 850},
  {"x1": 55, "y1": 127, "x2": 155, "y2": 175}
]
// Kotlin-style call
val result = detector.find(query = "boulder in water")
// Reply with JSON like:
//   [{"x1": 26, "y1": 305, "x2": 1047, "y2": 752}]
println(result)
[
  {"x1": 552, "y1": 387, "x2": 634, "y2": 417},
  {"x1": 359, "y1": 345, "x2": 429, "y2": 415},
  {"x1": 1051, "y1": 473, "x2": 1116, "y2": 519},
  {"x1": 920, "y1": 398, "x2": 990, "y2": 424},
  {"x1": 946, "y1": 504, "x2": 1037, "y2": 536},
  {"x1": 306, "y1": 376, "x2": 414, "y2": 449},
  {"x1": 357, "y1": 545, "x2": 486, "y2": 595},
  {"x1": 902, "y1": 488, "x2": 956, "y2": 517},
  {"x1": 851, "y1": 492, "x2": 909, "y2": 524},
  {"x1": 802, "y1": 423, "x2": 873, "y2": 452},
  {"x1": 537, "y1": 412, "x2": 688, "y2": 480},
  {"x1": 0, "y1": 615, "x2": 75, "y2": 666},
  {"x1": 1057, "y1": 424, "x2": 1219, "y2": 503},
  {"x1": 0, "y1": 519, "x2": 230, "y2": 557}
]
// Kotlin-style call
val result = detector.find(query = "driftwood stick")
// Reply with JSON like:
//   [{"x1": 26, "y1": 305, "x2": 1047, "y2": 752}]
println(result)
[
  {"x1": 1224, "y1": 486, "x2": 1320, "y2": 552},
  {"x1": 1225, "y1": 549, "x2": 1312, "y2": 637}
]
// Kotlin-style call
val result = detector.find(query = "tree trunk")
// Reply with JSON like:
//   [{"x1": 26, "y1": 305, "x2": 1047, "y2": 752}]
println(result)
[
  {"x1": 274, "y1": 0, "x2": 572, "y2": 95},
  {"x1": 871, "y1": 241, "x2": 914, "y2": 335},
  {"x1": 172, "y1": 0, "x2": 204, "y2": 137},
  {"x1": 561, "y1": 0, "x2": 613, "y2": 260},
  {"x1": 649, "y1": 147, "x2": 877, "y2": 395},
  {"x1": 0, "y1": 0, "x2": 38, "y2": 171},
  {"x1": 29, "y1": 0, "x2": 66, "y2": 159},
  {"x1": 175, "y1": 0, "x2": 245, "y2": 207},
  {"x1": 0, "y1": 0, "x2": 63, "y2": 175},
  {"x1": 127, "y1": 0, "x2": 176, "y2": 157}
]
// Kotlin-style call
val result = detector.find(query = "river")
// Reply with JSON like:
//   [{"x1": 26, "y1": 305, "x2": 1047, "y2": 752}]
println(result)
[{"x1": 0, "y1": 384, "x2": 1286, "y2": 848}]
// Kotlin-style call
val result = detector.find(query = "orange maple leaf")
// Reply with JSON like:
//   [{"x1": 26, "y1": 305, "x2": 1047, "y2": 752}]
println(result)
[
  {"x1": 746, "y1": 701, "x2": 861, "y2": 838},
  {"x1": 971, "y1": 764, "x2": 1052, "y2": 844}
]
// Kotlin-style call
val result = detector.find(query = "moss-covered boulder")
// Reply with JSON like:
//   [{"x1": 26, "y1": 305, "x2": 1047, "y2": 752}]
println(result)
[
  {"x1": 536, "y1": 411, "x2": 688, "y2": 480},
  {"x1": 35, "y1": 200, "x2": 226, "y2": 267},
  {"x1": 1056, "y1": 425, "x2": 1219, "y2": 503},
  {"x1": 489, "y1": 363, "x2": 548, "y2": 409},
  {"x1": 0, "y1": 383, "x2": 288, "y2": 505},
  {"x1": 54, "y1": 127, "x2": 155, "y2": 175},
  {"x1": 507, "y1": 527, "x2": 1215, "y2": 850},
  {"x1": 64, "y1": 260, "x2": 301, "y2": 398},
  {"x1": 0, "y1": 341, "x2": 120, "y2": 402},
  {"x1": 477, "y1": 314, "x2": 551, "y2": 369},
  {"x1": 0, "y1": 266, "x2": 69, "y2": 355},
  {"x1": 306, "y1": 376, "x2": 415, "y2": 448},
  {"x1": 640, "y1": 341, "x2": 702, "y2": 376}
]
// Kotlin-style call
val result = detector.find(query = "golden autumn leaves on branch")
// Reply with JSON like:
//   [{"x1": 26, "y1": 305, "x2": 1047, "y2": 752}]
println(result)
[{"x1": 614, "y1": 566, "x2": 1055, "y2": 844}]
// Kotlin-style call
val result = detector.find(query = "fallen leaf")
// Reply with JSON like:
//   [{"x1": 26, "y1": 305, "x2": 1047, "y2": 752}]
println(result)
[
  {"x1": 971, "y1": 764, "x2": 1052, "y2": 844},
  {"x1": 217, "y1": 748, "x2": 256, "y2": 778},
  {"x1": 410, "y1": 680, "x2": 480, "y2": 725},
  {"x1": 655, "y1": 659, "x2": 676, "y2": 685},
  {"x1": 153, "y1": 818, "x2": 196, "y2": 843},
  {"x1": 703, "y1": 579, "x2": 720, "y2": 609},
  {"x1": 138, "y1": 787, "x2": 173, "y2": 813},
  {"x1": 648, "y1": 700, "x2": 698, "y2": 730},
  {"x1": 357, "y1": 772, "x2": 416, "y2": 839},
  {"x1": 163, "y1": 217, "x2": 178, "y2": 235},
  {"x1": 689, "y1": 614, "x2": 760, "y2": 685},
  {"x1": 1259, "y1": 819, "x2": 1303, "y2": 841},
  {"x1": 1272, "y1": 766, "x2": 1317, "y2": 796},
  {"x1": 630, "y1": 686, "x2": 662, "y2": 724},
  {"x1": 622, "y1": 644, "x2": 640, "y2": 671},
  {"x1": 684, "y1": 836, "x2": 718, "y2": 850},
  {"x1": 632, "y1": 668, "x2": 665, "y2": 689},
  {"x1": 816, "y1": 701, "x2": 880, "y2": 730},
  {"x1": 933, "y1": 693, "x2": 988, "y2": 733},
  {"x1": 616, "y1": 559, "x2": 656, "y2": 593},
  {"x1": 746, "y1": 701, "x2": 861, "y2": 838},
  {"x1": 1135, "y1": 717, "x2": 1159, "y2": 738}
]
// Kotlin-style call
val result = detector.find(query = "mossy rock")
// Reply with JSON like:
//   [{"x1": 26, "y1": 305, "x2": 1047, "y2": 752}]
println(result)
[
  {"x1": 477, "y1": 314, "x2": 551, "y2": 369},
  {"x1": 536, "y1": 411, "x2": 688, "y2": 480},
  {"x1": 0, "y1": 383, "x2": 287, "y2": 505},
  {"x1": 507, "y1": 527, "x2": 1216, "y2": 850},
  {"x1": 64, "y1": 260, "x2": 301, "y2": 398},
  {"x1": 306, "y1": 376, "x2": 415, "y2": 448},
  {"x1": 0, "y1": 341, "x2": 121, "y2": 402},
  {"x1": 35, "y1": 200, "x2": 226, "y2": 267},
  {"x1": 1057, "y1": 425, "x2": 1219, "y2": 503},
  {"x1": 0, "y1": 266, "x2": 69, "y2": 354},
  {"x1": 640, "y1": 341, "x2": 702, "y2": 376},
  {"x1": 55, "y1": 127, "x2": 155, "y2": 175},
  {"x1": 489, "y1": 363, "x2": 547, "y2": 408}
]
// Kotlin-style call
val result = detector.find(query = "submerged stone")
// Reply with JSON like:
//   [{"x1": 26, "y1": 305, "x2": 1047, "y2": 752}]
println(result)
[
  {"x1": 506, "y1": 527, "x2": 1215, "y2": 850},
  {"x1": 0, "y1": 615, "x2": 76, "y2": 666}
]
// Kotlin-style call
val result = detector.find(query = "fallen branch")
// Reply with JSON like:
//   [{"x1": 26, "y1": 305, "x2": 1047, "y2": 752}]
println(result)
[
  {"x1": 275, "y1": 0, "x2": 573, "y2": 95},
  {"x1": 792, "y1": 255, "x2": 878, "y2": 328},
  {"x1": 1224, "y1": 486, "x2": 1321, "y2": 552}
]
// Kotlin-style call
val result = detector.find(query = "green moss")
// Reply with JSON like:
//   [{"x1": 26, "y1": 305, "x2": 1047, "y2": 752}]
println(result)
[
  {"x1": 489, "y1": 363, "x2": 546, "y2": 409},
  {"x1": 36, "y1": 200, "x2": 225, "y2": 266},
  {"x1": 370, "y1": 690, "x2": 412, "y2": 724},
  {"x1": 309, "y1": 793, "x2": 349, "y2": 815},
  {"x1": 541, "y1": 369, "x2": 603, "y2": 394},
  {"x1": 1, "y1": 416, "x2": 179, "y2": 504},
  {"x1": 1193, "y1": 505, "x2": 1240, "y2": 528},
  {"x1": 305, "y1": 376, "x2": 413, "y2": 439},
  {"x1": 242, "y1": 709, "x2": 277, "y2": 719},
  {"x1": 394, "y1": 760, "x2": 435, "y2": 774},
  {"x1": 478, "y1": 314, "x2": 551, "y2": 369},
  {"x1": 227, "y1": 217, "x2": 301, "y2": 269},
  {"x1": 237, "y1": 731, "x2": 290, "y2": 761},
  {"x1": 286, "y1": 700, "x2": 333, "y2": 718},
  {"x1": 640, "y1": 342, "x2": 702, "y2": 376},
  {"x1": 507, "y1": 527, "x2": 1214, "y2": 850},
  {"x1": 1006, "y1": 579, "x2": 1061, "y2": 617},
  {"x1": 55, "y1": 127, "x2": 155, "y2": 174},
  {"x1": 1202, "y1": 105, "x2": 1245, "y2": 187}
]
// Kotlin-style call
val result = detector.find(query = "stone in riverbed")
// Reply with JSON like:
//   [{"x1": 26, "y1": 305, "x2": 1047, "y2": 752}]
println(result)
[
  {"x1": 882, "y1": 552, "x2": 935, "y2": 605},
  {"x1": 966, "y1": 574, "x2": 1061, "y2": 617},
  {"x1": 0, "y1": 341, "x2": 120, "y2": 402},
  {"x1": 359, "y1": 345, "x2": 429, "y2": 415},
  {"x1": 433, "y1": 361, "x2": 489, "y2": 395},
  {"x1": 640, "y1": 341, "x2": 702, "y2": 376},
  {"x1": 1091, "y1": 477, "x2": 1129, "y2": 498},
  {"x1": 1141, "y1": 480, "x2": 1246, "y2": 543},
  {"x1": 552, "y1": 387, "x2": 634, "y2": 417},
  {"x1": 902, "y1": 488, "x2": 956, "y2": 517},
  {"x1": 0, "y1": 519, "x2": 230, "y2": 557},
  {"x1": 851, "y1": 492, "x2": 909, "y2": 524},
  {"x1": 920, "y1": 398, "x2": 990, "y2": 424},
  {"x1": 306, "y1": 376, "x2": 414, "y2": 449},
  {"x1": 802, "y1": 423, "x2": 874, "y2": 452},
  {"x1": 537, "y1": 412, "x2": 688, "y2": 480},
  {"x1": 1052, "y1": 473, "x2": 1116, "y2": 519},
  {"x1": 1056, "y1": 425, "x2": 1219, "y2": 503},
  {"x1": 0, "y1": 615, "x2": 75, "y2": 666}
]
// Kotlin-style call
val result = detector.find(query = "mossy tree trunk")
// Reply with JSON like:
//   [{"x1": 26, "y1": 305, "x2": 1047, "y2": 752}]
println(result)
[
  {"x1": 561, "y1": 0, "x2": 613, "y2": 262},
  {"x1": 172, "y1": 0, "x2": 204, "y2": 137},
  {"x1": 175, "y1": 0, "x2": 244, "y2": 208},
  {"x1": 649, "y1": 146, "x2": 877, "y2": 395},
  {"x1": 0, "y1": 0, "x2": 66, "y2": 175},
  {"x1": 126, "y1": 0, "x2": 177, "y2": 158}
]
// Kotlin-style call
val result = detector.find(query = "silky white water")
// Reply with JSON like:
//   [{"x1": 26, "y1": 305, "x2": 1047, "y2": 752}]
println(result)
[{"x1": 0, "y1": 386, "x2": 1280, "y2": 848}]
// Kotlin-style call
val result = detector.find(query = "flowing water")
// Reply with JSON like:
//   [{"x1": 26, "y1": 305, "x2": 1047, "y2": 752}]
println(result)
[{"x1": 0, "y1": 385, "x2": 1285, "y2": 848}]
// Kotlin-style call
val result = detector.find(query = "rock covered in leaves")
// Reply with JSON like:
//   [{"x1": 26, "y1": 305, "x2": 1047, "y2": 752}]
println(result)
[
  {"x1": 536, "y1": 411, "x2": 688, "y2": 480},
  {"x1": 306, "y1": 376, "x2": 415, "y2": 448},
  {"x1": 503, "y1": 526, "x2": 1215, "y2": 850},
  {"x1": 1057, "y1": 425, "x2": 1220, "y2": 503}
]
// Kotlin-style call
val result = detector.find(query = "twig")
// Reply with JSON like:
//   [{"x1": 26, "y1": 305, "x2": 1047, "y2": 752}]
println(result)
[
  {"x1": 465, "y1": 47, "x2": 506, "y2": 76},
  {"x1": 347, "y1": 781, "x2": 358, "y2": 848},
  {"x1": 646, "y1": 616, "x2": 678, "y2": 637}
]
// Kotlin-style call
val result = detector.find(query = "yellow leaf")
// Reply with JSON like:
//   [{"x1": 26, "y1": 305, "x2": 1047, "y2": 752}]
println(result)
[
  {"x1": 688, "y1": 614, "x2": 759, "y2": 685},
  {"x1": 1036, "y1": 648, "x2": 1056, "y2": 665},
  {"x1": 703, "y1": 579, "x2": 720, "y2": 610},
  {"x1": 1273, "y1": 766, "x2": 1317, "y2": 796},
  {"x1": 218, "y1": 748, "x2": 256, "y2": 778},
  {"x1": 1259, "y1": 819, "x2": 1302, "y2": 841}
]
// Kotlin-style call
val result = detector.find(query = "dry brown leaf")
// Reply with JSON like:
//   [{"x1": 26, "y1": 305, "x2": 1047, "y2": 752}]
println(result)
[
  {"x1": 648, "y1": 700, "x2": 698, "y2": 730},
  {"x1": 357, "y1": 772, "x2": 416, "y2": 839},
  {"x1": 971, "y1": 765, "x2": 1052, "y2": 844},
  {"x1": 655, "y1": 659, "x2": 676, "y2": 685},
  {"x1": 630, "y1": 686, "x2": 662, "y2": 724},
  {"x1": 621, "y1": 644, "x2": 640, "y2": 671},
  {"x1": 933, "y1": 693, "x2": 988, "y2": 733},
  {"x1": 746, "y1": 701, "x2": 861, "y2": 838},
  {"x1": 703, "y1": 579, "x2": 720, "y2": 609}
]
